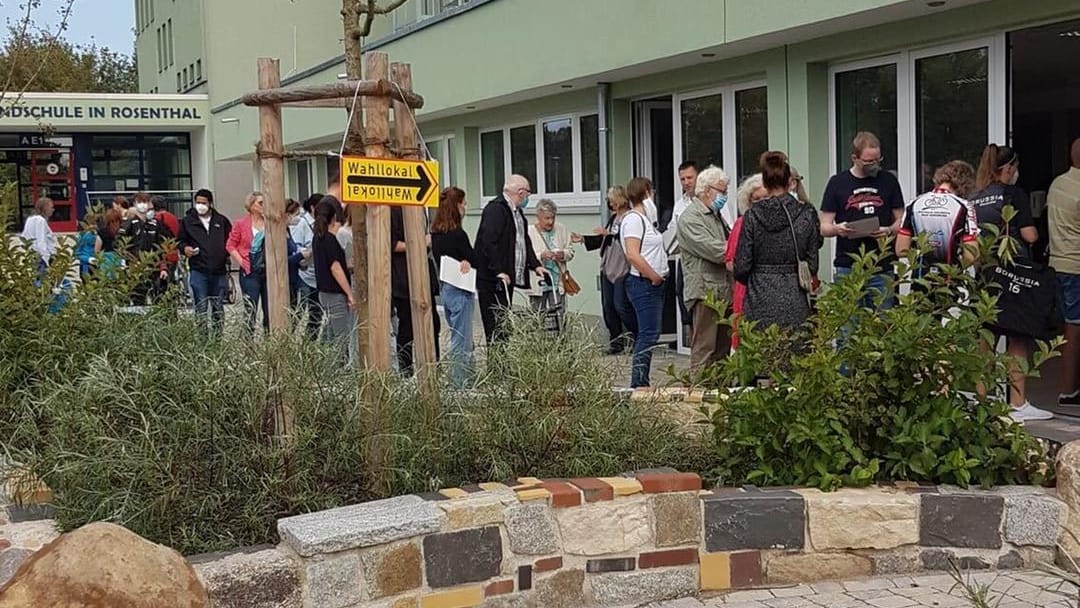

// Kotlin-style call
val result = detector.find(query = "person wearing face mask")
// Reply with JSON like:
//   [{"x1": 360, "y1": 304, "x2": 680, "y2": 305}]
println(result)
[
  {"x1": 675, "y1": 165, "x2": 734, "y2": 371},
  {"x1": 820, "y1": 132, "x2": 905, "y2": 308},
  {"x1": 474, "y1": 174, "x2": 547, "y2": 344},
  {"x1": 284, "y1": 199, "x2": 304, "y2": 306},
  {"x1": 179, "y1": 188, "x2": 232, "y2": 335},
  {"x1": 734, "y1": 152, "x2": 821, "y2": 333},
  {"x1": 117, "y1": 191, "x2": 174, "y2": 304}
]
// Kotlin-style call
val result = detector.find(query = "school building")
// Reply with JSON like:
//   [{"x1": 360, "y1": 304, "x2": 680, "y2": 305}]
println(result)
[{"x1": 7, "y1": 0, "x2": 1080, "y2": 338}]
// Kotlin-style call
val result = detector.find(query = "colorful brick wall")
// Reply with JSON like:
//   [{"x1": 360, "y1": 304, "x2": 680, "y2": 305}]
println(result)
[{"x1": 192, "y1": 471, "x2": 1067, "y2": 608}]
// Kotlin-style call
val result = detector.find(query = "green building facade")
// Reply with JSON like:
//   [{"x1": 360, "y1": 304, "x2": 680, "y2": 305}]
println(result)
[{"x1": 126, "y1": 0, "x2": 1080, "y2": 327}]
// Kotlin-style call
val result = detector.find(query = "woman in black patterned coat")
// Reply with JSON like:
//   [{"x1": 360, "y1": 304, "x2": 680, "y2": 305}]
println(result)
[{"x1": 733, "y1": 152, "x2": 821, "y2": 331}]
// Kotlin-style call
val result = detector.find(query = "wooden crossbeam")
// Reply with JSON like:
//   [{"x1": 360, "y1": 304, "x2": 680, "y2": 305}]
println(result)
[{"x1": 241, "y1": 79, "x2": 424, "y2": 109}]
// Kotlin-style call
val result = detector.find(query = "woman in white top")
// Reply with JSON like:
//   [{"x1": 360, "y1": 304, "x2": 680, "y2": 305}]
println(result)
[
  {"x1": 527, "y1": 198, "x2": 575, "y2": 312},
  {"x1": 621, "y1": 177, "x2": 669, "y2": 388},
  {"x1": 21, "y1": 197, "x2": 57, "y2": 270}
]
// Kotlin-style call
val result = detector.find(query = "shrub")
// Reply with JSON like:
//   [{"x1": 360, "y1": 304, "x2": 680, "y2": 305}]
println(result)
[
  {"x1": 697, "y1": 237, "x2": 1054, "y2": 490},
  {"x1": 1, "y1": 232, "x2": 700, "y2": 553}
]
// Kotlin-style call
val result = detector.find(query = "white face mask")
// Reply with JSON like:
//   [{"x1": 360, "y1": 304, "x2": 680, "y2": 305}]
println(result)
[
  {"x1": 134, "y1": 202, "x2": 149, "y2": 215},
  {"x1": 146, "y1": 209, "x2": 156, "y2": 221},
  {"x1": 1008, "y1": 168, "x2": 1020, "y2": 186},
  {"x1": 195, "y1": 203, "x2": 210, "y2": 216},
  {"x1": 288, "y1": 215, "x2": 300, "y2": 226}
]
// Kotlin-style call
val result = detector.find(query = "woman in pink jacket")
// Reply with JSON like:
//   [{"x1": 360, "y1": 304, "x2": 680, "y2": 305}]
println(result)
[{"x1": 227, "y1": 192, "x2": 268, "y2": 333}]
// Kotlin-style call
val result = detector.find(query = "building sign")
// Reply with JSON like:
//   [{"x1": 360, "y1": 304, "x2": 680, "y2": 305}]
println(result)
[
  {"x1": 0, "y1": 104, "x2": 202, "y2": 120},
  {"x1": 341, "y1": 157, "x2": 440, "y2": 208},
  {"x1": 18, "y1": 135, "x2": 73, "y2": 147}
]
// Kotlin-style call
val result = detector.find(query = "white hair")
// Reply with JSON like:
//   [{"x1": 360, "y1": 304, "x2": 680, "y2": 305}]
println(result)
[
  {"x1": 736, "y1": 173, "x2": 764, "y2": 214},
  {"x1": 694, "y1": 165, "x2": 729, "y2": 199},
  {"x1": 503, "y1": 174, "x2": 530, "y2": 194},
  {"x1": 535, "y1": 198, "x2": 557, "y2": 216}
]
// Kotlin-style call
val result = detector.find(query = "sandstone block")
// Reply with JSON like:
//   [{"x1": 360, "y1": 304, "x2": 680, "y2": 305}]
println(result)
[
  {"x1": 651, "y1": 491, "x2": 701, "y2": 548},
  {"x1": 803, "y1": 488, "x2": 918, "y2": 550},
  {"x1": 420, "y1": 585, "x2": 483, "y2": 608},
  {"x1": 532, "y1": 569, "x2": 586, "y2": 608},
  {"x1": 699, "y1": 552, "x2": 730, "y2": 591},
  {"x1": 920, "y1": 493, "x2": 1003, "y2": 549},
  {"x1": 359, "y1": 540, "x2": 423, "y2": 599},
  {"x1": 588, "y1": 567, "x2": 698, "y2": 606},
  {"x1": 192, "y1": 547, "x2": 301, "y2": 608},
  {"x1": 554, "y1": 496, "x2": 651, "y2": 556},
  {"x1": 764, "y1": 552, "x2": 872, "y2": 584},
  {"x1": 423, "y1": 527, "x2": 503, "y2": 588},
  {"x1": 505, "y1": 502, "x2": 559, "y2": 555},
  {"x1": 277, "y1": 495, "x2": 442, "y2": 557},
  {"x1": 0, "y1": 522, "x2": 208, "y2": 608},
  {"x1": 438, "y1": 493, "x2": 506, "y2": 531}
]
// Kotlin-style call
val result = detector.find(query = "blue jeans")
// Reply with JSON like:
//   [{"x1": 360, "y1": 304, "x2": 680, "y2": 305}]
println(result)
[
  {"x1": 441, "y1": 282, "x2": 475, "y2": 388},
  {"x1": 239, "y1": 271, "x2": 269, "y2": 333},
  {"x1": 189, "y1": 269, "x2": 227, "y2": 336},
  {"x1": 833, "y1": 266, "x2": 894, "y2": 310},
  {"x1": 625, "y1": 274, "x2": 665, "y2": 388},
  {"x1": 297, "y1": 281, "x2": 323, "y2": 339},
  {"x1": 601, "y1": 274, "x2": 637, "y2": 350}
]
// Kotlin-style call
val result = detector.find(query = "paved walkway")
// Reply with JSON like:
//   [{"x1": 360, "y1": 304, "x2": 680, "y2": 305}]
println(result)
[{"x1": 637, "y1": 571, "x2": 1077, "y2": 608}]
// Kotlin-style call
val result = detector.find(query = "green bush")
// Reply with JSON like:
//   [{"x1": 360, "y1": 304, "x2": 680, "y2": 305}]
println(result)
[
  {"x1": 0, "y1": 225, "x2": 699, "y2": 553},
  {"x1": 697, "y1": 236, "x2": 1053, "y2": 490}
]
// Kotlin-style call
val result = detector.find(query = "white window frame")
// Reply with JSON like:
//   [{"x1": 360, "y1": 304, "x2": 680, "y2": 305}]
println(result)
[
  {"x1": 673, "y1": 79, "x2": 768, "y2": 228},
  {"x1": 826, "y1": 34, "x2": 1006, "y2": 279},
  {"x1": 478, "y1": 110, "x2": 602, "y2": 209},
  {"x1": 423, "y1": 135, "x2": 456, "y2": 188}
]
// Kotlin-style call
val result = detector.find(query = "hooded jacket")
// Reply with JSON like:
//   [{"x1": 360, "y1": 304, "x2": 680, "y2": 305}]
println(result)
[
  {"x1": 178, "y1": 208, "x2": 232, "y2": 275},
  {"x1": 733, "y1": 194, "x2": 822, "y2": 330}
]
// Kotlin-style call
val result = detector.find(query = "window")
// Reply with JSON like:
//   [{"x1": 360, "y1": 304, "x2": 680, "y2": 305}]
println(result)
[
  {"x1": 676, "y1": 82, "x2": 768, "y2": 192},
  {"x1": 510, "y1": 125, "x2": 537, "y2": 189},
  {"x1": 176, "y1": 72, "x2": 181, "y2": 92},
  {"x1": 156, "y1": 27, "x2": 163, "y2": 72},
  {"x1": 182, "y1": 67, "x2": 188, "y2": 88},
  {"x1": 480, "y1": 130, "x2": 504, "y2": 197},
  {"x1": 479, "y1": 112, "x2": 603, "y2": 205},
  {"x1": 734, "y1": 87, "x2": 769, "y2": 182},
  {"x1": 424, "y1": 137, "x2": 456, "y2": 187},
  {"x1": 195, "y1": 59, "x2": 202, "y2": 81},
  {"x1": 580, "y1": 114, "x2": 600, "y2": 192},
  {"x1": 135, "y1": 0, "x2": 142, "y2": 31},
  {"x1": 829, "y1": 37, "x2": 1003, "y2": 201},
  {"x1": 915, "y1": 47, "x2": 988, "y2": 192},
  {"x1": 89, "y1": 134, "x2": 193, "y2": 214},
  {"x1": 295, "y1": 159, "x2": 312, "y2": 201},
  {"x1": 835, "y1": 63, "x2": 899, "y2": 175},
  {"x1": 543, "y1": 118, "x2": 573, "y2": 193},
  {"x1": 680, "y1": 93, "x2": 724, "y2": 170},
  {"x1": 167, "y1": 19, "x2": 174, "y2": 67},
  {"x1": 149, "y1": 0, "x2": 154, "y2": 23}
]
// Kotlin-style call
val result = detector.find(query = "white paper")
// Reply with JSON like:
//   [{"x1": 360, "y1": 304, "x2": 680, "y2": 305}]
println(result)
[{"x1": 439, "y1": 255, "x2": 476, "y2": 294}]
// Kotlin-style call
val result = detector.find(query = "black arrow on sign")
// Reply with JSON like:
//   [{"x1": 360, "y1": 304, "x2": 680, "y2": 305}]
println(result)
[{"x1": 346, "y1": 163, "x2": 433, "y2": 204}]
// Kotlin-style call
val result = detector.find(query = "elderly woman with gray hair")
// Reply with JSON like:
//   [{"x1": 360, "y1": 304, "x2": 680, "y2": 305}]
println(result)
[
  {"x1": 675, "y1": 165, "x2": 734, "y2": 370},
  {"x1": 528, "y1": 198, "x2": 575, "y2": 312}
]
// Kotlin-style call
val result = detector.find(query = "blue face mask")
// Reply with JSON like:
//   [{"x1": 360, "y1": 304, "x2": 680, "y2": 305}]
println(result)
[
  {"x1": 711, "y1": 194, "x2": 727, "y2": 214},
  {"x1": 520, "y1": 195, "x2": 530, "y2": 209}
]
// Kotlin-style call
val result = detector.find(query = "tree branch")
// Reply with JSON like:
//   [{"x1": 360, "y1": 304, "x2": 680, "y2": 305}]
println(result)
[{"x1": 0, "y1": 0, "x2": 77, "y2": 110}]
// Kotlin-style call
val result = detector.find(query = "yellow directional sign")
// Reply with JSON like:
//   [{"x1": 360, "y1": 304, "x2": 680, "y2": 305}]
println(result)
[{"x1": 340, "y1": 157, "x2": 440, "y2": 208}]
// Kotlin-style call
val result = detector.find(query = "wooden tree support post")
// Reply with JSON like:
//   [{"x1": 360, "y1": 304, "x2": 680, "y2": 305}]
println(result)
[
  {"x1": 391, "y1": 62, "x2": 438, "y2": 408},
  {"x1": 362, "y1": 51, "x2": 393, "y2": 372},
  {"x1": 255, "y1": 57, "x2": 294, "y2": 461}
]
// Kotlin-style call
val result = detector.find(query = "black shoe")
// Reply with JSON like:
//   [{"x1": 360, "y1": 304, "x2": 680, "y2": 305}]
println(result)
[
  {"x1": 607, "y1": 345, "x2": 625, "y2": 356},
  {"x1": 1060, "y1": 391, "x2": 1080, "y2": 407}
]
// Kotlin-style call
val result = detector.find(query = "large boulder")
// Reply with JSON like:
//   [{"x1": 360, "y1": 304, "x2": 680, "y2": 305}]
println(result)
[
  {"x1": 0, "y1": 521, "x2": 208, "y2": 608},
  {"x1": 1055, "y1": 440, "x2": 1080, "y2": 559}
]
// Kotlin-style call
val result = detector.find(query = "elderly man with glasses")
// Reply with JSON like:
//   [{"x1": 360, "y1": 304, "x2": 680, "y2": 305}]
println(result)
[{"x1": 474, "y1": 174, "x2": 548, "y2": 343}]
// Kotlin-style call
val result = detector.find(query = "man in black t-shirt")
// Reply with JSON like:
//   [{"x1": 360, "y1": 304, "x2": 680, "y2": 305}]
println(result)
[{"x1": 821, "y1": 131, "x2": 905, "y2": 307}]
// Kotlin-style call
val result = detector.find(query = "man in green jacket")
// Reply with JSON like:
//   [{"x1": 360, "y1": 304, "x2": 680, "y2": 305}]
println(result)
[{"x1": 676, "y1": 165, "x2": 734, "y2": 370}]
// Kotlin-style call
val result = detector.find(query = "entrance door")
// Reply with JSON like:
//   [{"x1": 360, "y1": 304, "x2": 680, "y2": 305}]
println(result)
[
  {"x1": 1009, "y1": 19, "x2": 1080, "y2": 264},
  {"x1": 633, "y1": 98, "x2": 684, "y2": 350},
  {"x1": 29, "y1": 149, "x2": 76, "y2": 232}
]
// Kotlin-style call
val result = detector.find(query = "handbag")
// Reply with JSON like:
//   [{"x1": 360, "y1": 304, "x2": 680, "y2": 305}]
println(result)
[
  {"x1": 779, "y1": 202, "x2": 813, "y2": 297},
  {"x1": 561, "y1": 271, "x2": 581, "y2": 296},
  {"x1": 983, "y1": 260, "x2": 1063, "y2": 341}
]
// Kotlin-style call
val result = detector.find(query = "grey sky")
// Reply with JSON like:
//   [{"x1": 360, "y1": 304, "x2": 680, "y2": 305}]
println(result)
[{"x1": 0, "y1": 0, "x2": 135, "y2": 54}]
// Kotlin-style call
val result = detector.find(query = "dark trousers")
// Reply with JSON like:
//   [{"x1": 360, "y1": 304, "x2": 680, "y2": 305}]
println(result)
[
  {"x1": 478, "y1": 279, "x2": 512, "y2": 344},
  {"x1": 297, "y1": 282, "x2": 323, "y2": 339},
  {"x1": 601, "y1": 274, "x2": 636, "y2": 351},
  {"x1": 392, "y1": 295, "x2": 441, "y2": 375},
  {"x1": 239, "y1": 271, "x2": 269, "y2": 333},
  {"x1": 189, "y1": 269, "x2": 227, "y2": 336}
]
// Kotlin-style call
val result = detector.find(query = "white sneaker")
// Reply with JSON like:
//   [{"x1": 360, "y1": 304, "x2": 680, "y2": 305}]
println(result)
[{"x1": 1009, "y1": 402, "x2": 1055, "y2": 423}]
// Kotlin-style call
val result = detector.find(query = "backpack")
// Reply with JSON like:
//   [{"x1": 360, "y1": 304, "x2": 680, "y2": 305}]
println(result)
[{"x1": 602, "y1": 216, "x2": 635, "y2": 283}]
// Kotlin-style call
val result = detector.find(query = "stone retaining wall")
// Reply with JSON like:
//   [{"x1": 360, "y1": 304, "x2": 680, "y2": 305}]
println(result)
[{"x1": 190, "y1": 471, "x2": 1067, "y2": 608}]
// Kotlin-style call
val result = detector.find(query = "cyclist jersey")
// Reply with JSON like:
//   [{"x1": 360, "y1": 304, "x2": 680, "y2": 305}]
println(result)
[{"x1": 898, "y1": 188, "x2": 979, "y2": 267}]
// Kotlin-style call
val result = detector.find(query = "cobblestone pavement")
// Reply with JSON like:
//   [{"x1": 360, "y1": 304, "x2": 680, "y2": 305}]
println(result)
[{"x1": 635, "y1": 571, "x2": 1078, "y2": 608}]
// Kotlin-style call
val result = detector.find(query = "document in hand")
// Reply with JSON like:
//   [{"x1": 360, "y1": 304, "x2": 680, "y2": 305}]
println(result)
[{"x1": 439, "y1": 255, "x2": 476, "y2": 293}]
